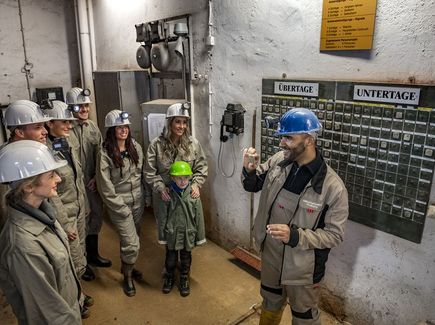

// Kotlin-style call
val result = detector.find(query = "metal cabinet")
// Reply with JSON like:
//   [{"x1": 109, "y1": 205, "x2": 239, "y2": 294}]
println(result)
[
  {"x1": 140, "y1": 99, "x2": 184, "y2": 152},
  {"x1": 93, "y1": 71, "x2": 150, "y2": 147}
]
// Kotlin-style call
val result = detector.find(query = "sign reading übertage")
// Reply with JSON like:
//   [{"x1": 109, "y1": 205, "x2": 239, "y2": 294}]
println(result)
[
  {"x1": 320, "y1": 0, "x2": 377, "y2": 51},
  {"x1": 263, "y1": 78, "x2": 435, "y2": 244},
  {"x1": 274, "y1": 81, "x2": 319, "y2": 97},
  {"x1": 354, "y1": 85, "x2": 421, "y2": 105}
]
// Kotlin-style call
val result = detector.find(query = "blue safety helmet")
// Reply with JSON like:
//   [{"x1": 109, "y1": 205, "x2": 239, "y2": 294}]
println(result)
[{"x1": 274, "y1": 108, "x2": 322, "y2": 137}]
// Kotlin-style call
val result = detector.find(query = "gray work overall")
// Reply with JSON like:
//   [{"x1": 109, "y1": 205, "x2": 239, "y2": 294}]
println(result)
[{"x1": 261, "y1": 189, "x2": 321, "y2": 325}]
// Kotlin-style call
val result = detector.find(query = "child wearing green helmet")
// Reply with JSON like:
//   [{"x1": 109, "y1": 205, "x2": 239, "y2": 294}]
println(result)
[{"x1": 160, "y1": 160, "x2": 206, "y2": 297}]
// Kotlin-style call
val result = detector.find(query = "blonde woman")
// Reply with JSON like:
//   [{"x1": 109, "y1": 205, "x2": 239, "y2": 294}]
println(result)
[
  {"x1": 0, "y1": 140, "x2": 81, "y2": 324},
  {"x1": 145, "y1": 102, "x2": 208, "y2": 295}
]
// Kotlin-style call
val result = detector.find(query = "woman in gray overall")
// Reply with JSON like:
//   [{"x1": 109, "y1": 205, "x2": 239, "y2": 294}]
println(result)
[
  {"x1": 0, "y1": 140, "x2": 81, "y2": 324},
  {"x1": 96, "y1": 110, "x2": 145, "y2": 297}
]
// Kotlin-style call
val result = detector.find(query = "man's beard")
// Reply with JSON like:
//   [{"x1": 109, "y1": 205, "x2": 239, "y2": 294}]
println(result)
[{"x1": 282, "y1": 141, "x2": 306, "y2": 162}]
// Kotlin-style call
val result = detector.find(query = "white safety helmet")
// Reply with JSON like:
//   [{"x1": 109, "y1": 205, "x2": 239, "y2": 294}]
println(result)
[
  {"x1": 0, "y1": 140, "x2": 67, "y2": 183},
  {"x1": 45, "y1": 100, "x2": 77, "y2": 121},
  {"x1": 166, "y1": 102, "x2": 190, "y2": 119},
  {"x1": 3, "y1": 100, "x2": 51, "y2": 128},
  {"x1": 104, "y1": 109, "x2": 131, "y2": 128},
  {"x1": 65, "y1": 87, "x2": 92, "y2": 105}
]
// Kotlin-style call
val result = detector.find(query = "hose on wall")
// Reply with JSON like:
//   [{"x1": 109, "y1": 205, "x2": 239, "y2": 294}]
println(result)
[{"x1": 17, "y1": 0, "x2": 33, "y2": 100}]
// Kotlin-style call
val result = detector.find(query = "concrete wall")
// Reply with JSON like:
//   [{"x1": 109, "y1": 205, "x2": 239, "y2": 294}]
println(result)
[
  {"x1": 0, "y1": 0, "x2": 80, "y2": 105},
  {"x1": 1, "y1": 0, "x2": 432, "y2": 323},
  {"x1": 209, "y1": 1, "x2": 435, "y2": 324},
  {"x1": 90, "y1": 0, "x2": 435, "y2": 323},
  {"x1": 325, "y1": 217, "x2": 435, "y2": 324},
  {"x1": 92, "y1": 0, "x2": 208, "y2": 71}
]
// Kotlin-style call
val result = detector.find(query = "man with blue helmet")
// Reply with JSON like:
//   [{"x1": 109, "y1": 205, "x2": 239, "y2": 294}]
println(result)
[{"x1": 242, "y1": 107, "x2": 348, "y2": 325}]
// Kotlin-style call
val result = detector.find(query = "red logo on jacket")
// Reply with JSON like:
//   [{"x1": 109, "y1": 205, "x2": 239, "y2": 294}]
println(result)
[{"x1": 306, "y1": 208, "x2": 315, "y2": 214}]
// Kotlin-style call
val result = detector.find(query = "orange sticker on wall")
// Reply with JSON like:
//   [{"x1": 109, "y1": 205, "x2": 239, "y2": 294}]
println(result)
[{"x1": 320, "y1": 0, "x2": 377, "y2": 51}]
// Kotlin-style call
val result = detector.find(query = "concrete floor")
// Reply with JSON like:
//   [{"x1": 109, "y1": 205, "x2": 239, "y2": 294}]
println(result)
[{"x1": 2, "y1": 209, "x2": 345, "y2": 324}]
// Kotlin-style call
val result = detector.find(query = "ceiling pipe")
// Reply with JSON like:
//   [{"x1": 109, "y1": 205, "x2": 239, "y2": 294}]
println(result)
[
  {"x1": 174, "y1": 36, "x2": 188, "y2": 102},
  {"x1": 74, "y1": 0, "x2": 97, "y2": 122},
  {"x1": 86, "y1": 0, "x2": 97, "y2": 71},
  {"x1": 174, "y1": 22, "x2": 189, "y2": 102}
]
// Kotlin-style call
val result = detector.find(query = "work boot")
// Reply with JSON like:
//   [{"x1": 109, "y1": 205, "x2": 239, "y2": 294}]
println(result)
[
  {"x1": 162, "y1": 273, "x2": 174, "y2": 294},
  {"x1": 119, "y1": 267, "x2": 143, "y2": 281},
  {"x1": 259, "y1": 307, "x2": 284, "y2": 325},
  {"x1": 81, "y1": 264, "x2": 95, "y2": 281},
  {"x1": 179, "y1": 274, "x2": 190, "y2": 297},
  {"x1": 83, "y1": 294, "x2": 94, "y2": 307},
  {"x1": 121, "y1": 262, "x2": 136, "y2": 297},
  {"x1": 86, "y1": 234, "x2": 112, "y2": 268},
  {"x1": 80, "y1": 306, "x2": 90, "y2": 319}
]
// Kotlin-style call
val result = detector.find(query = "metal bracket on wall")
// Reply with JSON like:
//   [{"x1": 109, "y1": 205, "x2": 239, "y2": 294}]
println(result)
[
  {"x1": 135, "y1": 14, "x2": 193, "y2": 101},
  {"x1": 151, "y1": 72, "x2": 188, "y2": 80}
]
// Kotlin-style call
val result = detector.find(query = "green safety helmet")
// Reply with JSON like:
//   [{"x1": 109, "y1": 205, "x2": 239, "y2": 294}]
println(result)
[{"x1": 169, "y1": 161, "x2": 192, "y2": 176}]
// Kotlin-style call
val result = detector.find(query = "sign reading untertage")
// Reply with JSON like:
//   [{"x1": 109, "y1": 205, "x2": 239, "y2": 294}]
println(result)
[
  {"x1": 354, "y1": 85, "x2": 421, "y2": 105},
  {"x1": 274, "y1": 81, "x2": 319, "y2": 97},
  {"x1": 262, "y1": 79, "x2": 435, "y2": 244},
  {"x1": 320, "y1": 0, "x2": 377, "y2": 51}
]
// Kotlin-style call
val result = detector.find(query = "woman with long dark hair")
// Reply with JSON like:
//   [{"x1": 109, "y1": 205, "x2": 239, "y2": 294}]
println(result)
[
  {"x1": 145, "y1": 102, "x2": 208, "y2": 296},
  {"x1": 96, "y1": 110, "x2": 145, "y2": 297}
]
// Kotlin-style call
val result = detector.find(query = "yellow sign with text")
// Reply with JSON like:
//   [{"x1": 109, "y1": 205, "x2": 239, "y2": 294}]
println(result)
[{"x1": 320, "y1": 0, "x2": 377, "y2": 51}]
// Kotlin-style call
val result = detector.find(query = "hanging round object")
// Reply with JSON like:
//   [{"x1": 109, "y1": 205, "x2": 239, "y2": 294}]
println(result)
[
  {"x1": 136, "y1": 45, "x2": 150, "y2": 69},
  {"x1": 151, "y1": 43, "x2": 170, "y2": 71}
]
